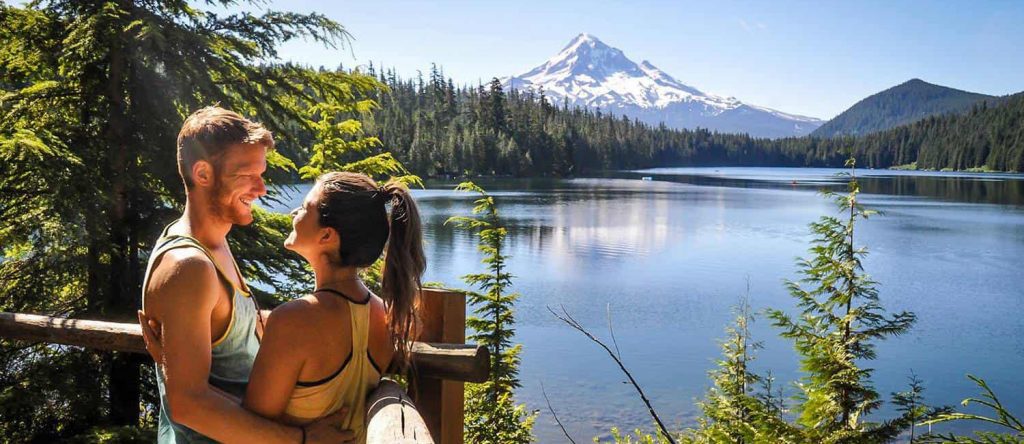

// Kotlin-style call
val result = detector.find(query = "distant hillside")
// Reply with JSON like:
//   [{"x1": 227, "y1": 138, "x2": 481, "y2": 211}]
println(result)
[
  {"x1": 812, "y1": 79, "x2": 995, "y2": 138},
  {"x1": 853, "y1": 90, "x2": 1024, "y2": 171}
]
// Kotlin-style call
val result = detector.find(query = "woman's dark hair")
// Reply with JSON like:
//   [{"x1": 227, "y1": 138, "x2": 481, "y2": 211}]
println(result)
[{"x1": 315, "y1": 171, "x2": 425, "y2": 371}]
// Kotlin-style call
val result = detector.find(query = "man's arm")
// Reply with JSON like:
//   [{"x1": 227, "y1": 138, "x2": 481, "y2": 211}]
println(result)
[{"x1": 145, "y1": 250, "x2": 305, "y2": 444}]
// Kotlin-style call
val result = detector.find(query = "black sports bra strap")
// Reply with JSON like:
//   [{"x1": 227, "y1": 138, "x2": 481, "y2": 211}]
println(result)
[{"x1": 314, "y1": 287, "x2": 372, "y2": 305}]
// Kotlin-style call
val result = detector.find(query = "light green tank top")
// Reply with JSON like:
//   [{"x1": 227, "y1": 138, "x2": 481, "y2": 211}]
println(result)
[{"x1": 141, "y1": 224, "x2": 262, "y2": 443}]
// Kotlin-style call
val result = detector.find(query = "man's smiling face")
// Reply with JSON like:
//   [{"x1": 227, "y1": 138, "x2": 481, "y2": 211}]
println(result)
[{"x1": 210, "y1": 143, "x2": 268, "y2": 226}]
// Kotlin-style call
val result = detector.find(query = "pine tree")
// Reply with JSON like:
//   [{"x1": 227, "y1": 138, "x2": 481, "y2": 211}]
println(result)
[
  {"x1": 447, "y1": 182, "x2": 535, "y2": 444},
  {"x1": 766, "y1": 159, "x2": 922, "y2": 443},
  {"x1": 890, "y1": 372, "x2": 929, "y2": 443},
  {"x1": 693, "y1": 296, "x2": 764, "y2": 443},
  {"x1": 685, "y1": 294, "x2": 803, "y2": 444}
]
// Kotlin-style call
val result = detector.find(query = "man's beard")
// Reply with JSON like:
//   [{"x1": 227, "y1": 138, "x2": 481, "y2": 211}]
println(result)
[{"x1": 208, "y1": 177, "x2": 254, "y2": 226}]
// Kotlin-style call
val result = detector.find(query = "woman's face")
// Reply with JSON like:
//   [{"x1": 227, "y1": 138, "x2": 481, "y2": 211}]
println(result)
[{"x1": 284, "y1": 184, "x2": 331, "y2": 260}]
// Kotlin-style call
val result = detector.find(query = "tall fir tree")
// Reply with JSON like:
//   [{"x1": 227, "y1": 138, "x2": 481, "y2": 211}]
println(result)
[
  {"x1": 766, "y1": 159, "x2": 923, "y2": 443},
  {"x1": 447, "y1": 182, "x2": 536, "y2": 444}
]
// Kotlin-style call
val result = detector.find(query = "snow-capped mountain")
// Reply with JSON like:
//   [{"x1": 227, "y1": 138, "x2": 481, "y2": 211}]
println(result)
[{"x1": 503, "y1": 33, "x2": 823, "y2": 138}]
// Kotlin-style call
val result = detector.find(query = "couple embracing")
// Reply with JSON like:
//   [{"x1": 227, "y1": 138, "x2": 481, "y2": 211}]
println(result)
[{"x1": 138, "y1": 106, "x2": 425, "y2": 443}]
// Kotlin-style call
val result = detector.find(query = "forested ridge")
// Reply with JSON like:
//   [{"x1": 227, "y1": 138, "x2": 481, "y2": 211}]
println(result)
[
  {"x1": 364, "y1": 65, "x2": 1024, "y2": 175},
  {"x1": 810, "y1": 78, "x2": 997, "y2": 138}
]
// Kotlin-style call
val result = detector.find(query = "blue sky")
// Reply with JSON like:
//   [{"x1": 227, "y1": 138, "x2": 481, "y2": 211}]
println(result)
[{"x1": 239, "y1": 0, "x2": 1024, "y2": 119}]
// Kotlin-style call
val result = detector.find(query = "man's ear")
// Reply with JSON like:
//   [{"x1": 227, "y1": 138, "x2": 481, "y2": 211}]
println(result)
[{"x1": 192, "y1": 160, "x2": 214, "y2": 187}]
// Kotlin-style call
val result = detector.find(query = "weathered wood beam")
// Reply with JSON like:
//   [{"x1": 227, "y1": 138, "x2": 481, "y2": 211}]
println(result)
[
  {"x1": 0, "y1": 312, "x2": 145, "y2": 352},
  {"x1": 0, "y1": 312, "x2": 489, "y2": 383},
  {"x1": 366, "y1": 378, "x2": 434, "y2": 444}
]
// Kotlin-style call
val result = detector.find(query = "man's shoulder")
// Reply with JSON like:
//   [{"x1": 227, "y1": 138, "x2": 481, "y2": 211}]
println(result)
[
  {"x1": 155, "y1": 247, "x2": 217, "y2": 279},
  {"x1": 147, "y1": 247, "x2": 219, "y2": 303}
]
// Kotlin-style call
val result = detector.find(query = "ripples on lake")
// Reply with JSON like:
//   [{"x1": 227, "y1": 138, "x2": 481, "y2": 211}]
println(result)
[{"x1": 267, "y1": 167, "x2": 1024, "y2": 442}]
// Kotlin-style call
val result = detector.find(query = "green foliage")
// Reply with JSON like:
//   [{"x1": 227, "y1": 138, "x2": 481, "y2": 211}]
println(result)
[
  {"x1": 681, "y1": 296, "x2": 804, "y2": 444},
  {"x1": 298, "y1": 88, "x2": 420, "y2": 187},
  {"x1": 0, "y1": 0, "x2": 394, "y2": 439},
  {"x1": 601, "y1": 427, "x2": 679, "y2": 444},
  {"x1": 920, "y1": 375, "x2": 1024, "y2": 444},
  {"x1": 704, "y1": 296, "x2": 762, "y2": 425},
  {"x1": 70, "y1": 425, "x2": 157, "y2": 443},
  {"x1": 447, "y1": 182, "x2": 535, "y2": 443},
  {"x1": 465, "y1": 383, "x2": 537, "y2": 444},
  {"x1": 688, "y1": 297, "x2": 789, "y2": 444}
]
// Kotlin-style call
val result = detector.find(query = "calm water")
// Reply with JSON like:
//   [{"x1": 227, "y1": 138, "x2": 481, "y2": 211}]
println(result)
[{"x1": 268, "y1": 167, "x2": 1024, "y2": 442}]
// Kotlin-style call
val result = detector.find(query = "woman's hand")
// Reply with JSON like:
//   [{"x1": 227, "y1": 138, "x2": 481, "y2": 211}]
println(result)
[{"x1": 137, "y1": 310, "x2": 165, "y2": 364}]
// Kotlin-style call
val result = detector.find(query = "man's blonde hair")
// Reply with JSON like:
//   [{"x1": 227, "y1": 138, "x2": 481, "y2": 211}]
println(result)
[{"x1": 176, "y1": 106, "x2": 274, "y2": 189}]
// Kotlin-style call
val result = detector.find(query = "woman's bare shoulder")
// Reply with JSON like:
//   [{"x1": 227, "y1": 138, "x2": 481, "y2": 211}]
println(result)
[
  {"x1": 368, "y1": 293, "x2": 386, "y2": 313},
  {"x1": 262, "y1": 296, "x2": 322, "y2": 340}
]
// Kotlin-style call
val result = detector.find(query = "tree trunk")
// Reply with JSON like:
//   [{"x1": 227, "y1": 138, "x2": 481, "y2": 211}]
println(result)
[{"x1": 103, "y1": 0, "x2": 141, "y2": 425}]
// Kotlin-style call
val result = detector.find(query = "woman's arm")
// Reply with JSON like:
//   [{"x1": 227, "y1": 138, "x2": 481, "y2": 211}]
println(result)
[{"x1": 243, "y1": 300, "x2": 311, "y2": 420}]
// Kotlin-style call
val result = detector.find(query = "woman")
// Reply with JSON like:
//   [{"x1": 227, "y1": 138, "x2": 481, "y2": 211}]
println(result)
[{"x1": 240, "y1": 171, "x2": 425, "y2": 441}]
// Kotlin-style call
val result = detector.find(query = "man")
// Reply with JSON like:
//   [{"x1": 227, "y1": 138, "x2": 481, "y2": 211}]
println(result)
[{"x1": 138, "y1": 106, "x2": 351, "y2": 443}]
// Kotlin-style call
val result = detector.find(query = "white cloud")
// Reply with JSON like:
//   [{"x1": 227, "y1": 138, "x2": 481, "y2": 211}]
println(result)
[{"x1": 738, "y1": 18, "x2": 767, "y2": 33}]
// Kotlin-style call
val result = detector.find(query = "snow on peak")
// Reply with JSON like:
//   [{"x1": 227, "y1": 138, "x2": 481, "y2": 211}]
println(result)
[
  {"x1": 506, "y1": 33, "x2": 739, "y2": 111},
  {"x1": 504, "y1": 34, "x2": 823, "y2": 137}
]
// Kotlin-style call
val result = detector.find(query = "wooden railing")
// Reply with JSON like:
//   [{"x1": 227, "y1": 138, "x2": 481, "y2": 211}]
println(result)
[
  {"x1": 0, "y1": 288, "x2": 483, "y2": 443},
  {"x1": 366, "y1": 379, "x2": 432, "y2": 444}
]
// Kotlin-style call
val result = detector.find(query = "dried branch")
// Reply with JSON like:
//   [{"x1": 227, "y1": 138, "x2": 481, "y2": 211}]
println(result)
[
  {"x1": 607, "y1": 303, "x2": 622, "y2": 360},
  {"x1": 541, "y1": 381, "x2": 576, "y2": 444},
  {"x1": 548, "y1": 305, "x2": 677, "y2": 444}
]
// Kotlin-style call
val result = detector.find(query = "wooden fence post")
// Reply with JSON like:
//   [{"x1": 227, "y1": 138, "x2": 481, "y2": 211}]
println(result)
[{"x1": 412, "y1": 288, "x2": 466, "y2": 444}]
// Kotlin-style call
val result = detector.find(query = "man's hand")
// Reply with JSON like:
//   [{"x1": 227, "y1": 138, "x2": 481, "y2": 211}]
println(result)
[
  {"x1": 137, "y1": 310, "x2": 164, "y2": 364},
  {"x1": 305, "y1": 408, "x2": 355, "y2": 444}
]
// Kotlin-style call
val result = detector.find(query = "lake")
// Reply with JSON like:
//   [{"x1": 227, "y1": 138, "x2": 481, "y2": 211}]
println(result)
[{"x1": 267, "y1": 167, "x2": 1024, "y2": 442}]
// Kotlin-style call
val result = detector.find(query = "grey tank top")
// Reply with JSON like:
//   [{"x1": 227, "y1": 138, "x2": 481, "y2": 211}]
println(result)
[{"x1": 142, "y1": 226, "x2": 262, "y2": 443}]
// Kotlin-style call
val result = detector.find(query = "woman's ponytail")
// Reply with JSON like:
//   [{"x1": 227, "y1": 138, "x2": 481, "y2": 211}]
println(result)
[
  {"x1": 380, "y1": 179, "x2": 426, "y2": 373},
  {"x1": 314, "y1": 172, "x2": 426, "y2": 373}
]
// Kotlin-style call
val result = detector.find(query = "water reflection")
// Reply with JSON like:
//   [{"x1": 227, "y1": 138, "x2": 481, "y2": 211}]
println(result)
[
  {"x1": 266, "y1": 169, "x2": 1024, "y2": 442},
  {"x1": 626, "y1": 167, "x2": 1024, "y2": 206}
]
